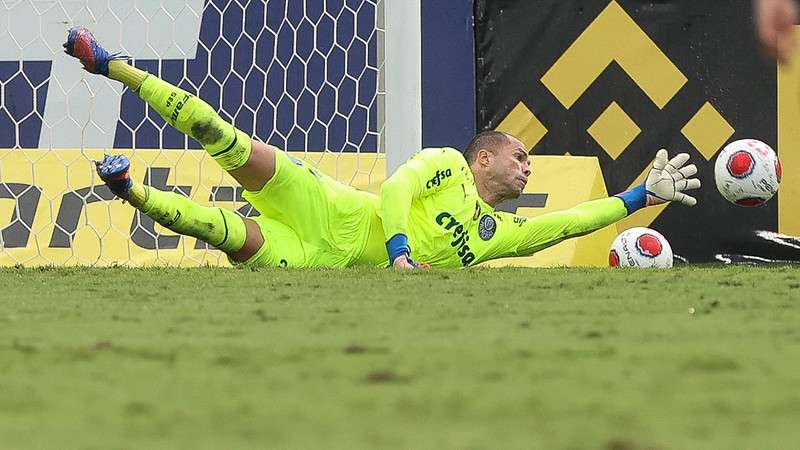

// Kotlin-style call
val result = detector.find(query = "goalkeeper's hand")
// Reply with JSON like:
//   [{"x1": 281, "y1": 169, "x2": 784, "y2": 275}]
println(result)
[
  {"x1": 392, "y1": 255, "x2": 430, "y2": 269},
  {"x1": 386, "y1": 234, "x2": 430, "y2": 269},
  {"x1": 645, "y1": 149, "x2": 701, "y2": 207}
]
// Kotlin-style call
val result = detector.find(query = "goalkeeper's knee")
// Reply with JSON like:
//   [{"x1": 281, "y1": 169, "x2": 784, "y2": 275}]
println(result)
[{"x1": 137, "y1": 75, "x2": 252, "y2": 171}]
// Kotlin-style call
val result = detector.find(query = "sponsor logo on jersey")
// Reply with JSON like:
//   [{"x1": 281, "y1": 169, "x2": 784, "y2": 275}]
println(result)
[
  {"x1": 478, "y1": 214, "x2": 496, "y2": 241},
  {"x1": 513, "y1": 216, "x2": 527, "y2": 227},
  {"x1": 426, "y1": 169, "x2": 452, "y2": 189},
  {"x1": 435, "y1": 212, "x2": 476, "y2": 266}
]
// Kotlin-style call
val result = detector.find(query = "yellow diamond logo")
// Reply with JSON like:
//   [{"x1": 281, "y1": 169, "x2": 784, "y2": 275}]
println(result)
[
  {"x1": 496, "y1": 102, "x2": 548, "y2": 150},
  {"x1": 681, "y1": 102, "x2": 735, "y2": 160},
  {"x1": 541, "y1": 1, "x2": 687, "y2": 109},
  {"x1": 587, "y1": 101, "x2": 641, "y2": 159}
]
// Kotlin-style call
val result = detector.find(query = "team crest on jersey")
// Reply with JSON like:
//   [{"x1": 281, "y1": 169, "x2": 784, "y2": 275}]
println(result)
[{"x1": 478, "y1": 214, "x2": 496, "y2": 241}]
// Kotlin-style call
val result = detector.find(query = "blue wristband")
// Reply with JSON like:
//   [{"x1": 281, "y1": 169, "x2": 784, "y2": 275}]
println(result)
[
  {"x1": 386, "y1": 233, "x2": 411, "y2": 264},
  {"x1": 614, "y1": 182, "x2": 647, "y2": 215}
]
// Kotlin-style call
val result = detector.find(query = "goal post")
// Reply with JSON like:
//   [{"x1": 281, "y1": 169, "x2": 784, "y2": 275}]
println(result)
[
  {"x1": 383, "y1": 0, "x2": 422, "y2": 173},
  {"x1": 0, "y1": 0, "x2": 422, "y2": 266}
]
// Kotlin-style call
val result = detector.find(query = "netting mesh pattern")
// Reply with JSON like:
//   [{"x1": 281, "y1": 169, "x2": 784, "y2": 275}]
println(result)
[
  {"x1": 0, "y1": 0, "x2": 385, "y2": 266},
  {"x1": 2, "y1": 0, "x2": 383, "y2": 153},
  {"x1": 0, "y1": 61, "x2": 51, "y2": 148}
]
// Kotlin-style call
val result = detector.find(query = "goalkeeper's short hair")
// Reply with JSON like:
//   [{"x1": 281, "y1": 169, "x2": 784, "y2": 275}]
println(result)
[{"x1": 463, "y1": 130, "x2": 513, "y2": 165}]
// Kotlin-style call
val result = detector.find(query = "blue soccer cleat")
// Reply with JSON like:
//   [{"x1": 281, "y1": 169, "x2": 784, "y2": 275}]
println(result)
[
  {"x1": 63, "y1": 26, "x2": 124, "y2": 76},
  {"x1": 95, "y1": 154, "x2": 133, "y2": 199}
]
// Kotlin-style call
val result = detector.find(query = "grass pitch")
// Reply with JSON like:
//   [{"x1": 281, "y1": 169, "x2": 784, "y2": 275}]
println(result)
[{"x1": 1, "y1": 266, "x2": 800, "y2": 449}]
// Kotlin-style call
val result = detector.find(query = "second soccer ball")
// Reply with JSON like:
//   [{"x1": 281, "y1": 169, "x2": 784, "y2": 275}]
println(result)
[
  {"x1": 714, "y1": 139, "x2": 781, "y2": 207},
  {"x1": 609, "y1": 227, "x2": 673, "y2": 268}
]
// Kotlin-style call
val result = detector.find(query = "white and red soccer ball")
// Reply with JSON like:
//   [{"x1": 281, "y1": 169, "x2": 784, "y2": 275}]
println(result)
[
  {"x1": 714, "y1": 139, "x2": 781, "y2": 207},
  {"x1": 609, "y1": 227, "x2": 673, "y2": 268}
]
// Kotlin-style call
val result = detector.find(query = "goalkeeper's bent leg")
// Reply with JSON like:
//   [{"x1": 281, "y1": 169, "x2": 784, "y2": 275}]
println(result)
[
  {"x1": 107, "y1": 60, "x2": 275, "y2": 192},
  {"x1": 134, "y1": 185, "x2": 263, "y2": 262},
  {"x1": 95, "y1": 154, "x2": 263, "y2": 261},
  {"x1": 131, "y1": 185, "x2": 249, "y2": 256},
  {"x1": 65, "y1": 27, "x2": 275, "y2": 191}
]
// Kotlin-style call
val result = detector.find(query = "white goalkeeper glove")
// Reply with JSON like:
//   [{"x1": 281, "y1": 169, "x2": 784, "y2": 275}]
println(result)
[{"x1": 645, "y1": 149, "x2": 702, "y2": 207}]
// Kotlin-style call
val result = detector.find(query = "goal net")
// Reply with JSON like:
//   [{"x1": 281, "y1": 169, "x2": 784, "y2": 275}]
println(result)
[{"x1": 0, "y1": 0, "x2": 390, "y2": 266}]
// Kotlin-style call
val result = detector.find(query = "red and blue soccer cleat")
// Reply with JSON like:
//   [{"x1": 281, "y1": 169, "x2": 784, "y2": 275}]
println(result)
[
  {"x1": 95, "y1": 154, "x2": 133, "y2": 199},
  {"x1": 63, "y1": 26, "x2": 124, "y2": 76}
]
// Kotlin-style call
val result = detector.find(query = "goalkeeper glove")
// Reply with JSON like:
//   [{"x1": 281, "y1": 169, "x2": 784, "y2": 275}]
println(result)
[{"x1": 616, "y1": 149, "x2": 701, "y2": 214}]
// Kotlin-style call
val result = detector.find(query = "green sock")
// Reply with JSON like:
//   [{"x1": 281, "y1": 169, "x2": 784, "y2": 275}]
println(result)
[
  {"x1": 108, "y1": 60, "x2": 147, "y2": 90},
  {"x1": 128, "y1": 182, "x2": 247, "y2": 253},
  {"x1": 138, "y1": 75, "x2": 252, "y2": 171},
  {"x1": 109, "y1": 61, "x2": 252, "y2": 171}
]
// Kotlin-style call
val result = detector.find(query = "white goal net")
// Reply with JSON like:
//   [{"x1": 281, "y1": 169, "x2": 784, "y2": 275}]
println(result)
[{"x1": 0, "y1": 0, "x2": 393, "y2": 266}]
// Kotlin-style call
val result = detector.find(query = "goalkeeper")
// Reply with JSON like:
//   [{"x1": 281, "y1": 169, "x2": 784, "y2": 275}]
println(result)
[{"x1": 64, "y1": 27, "x2": 700, "y2": 269}]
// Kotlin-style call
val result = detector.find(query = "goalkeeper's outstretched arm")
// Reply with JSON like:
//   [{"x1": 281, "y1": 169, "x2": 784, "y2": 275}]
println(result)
[
  {"x1": 483, "y1": 197, "x2": 627, "y2": 262},
  {"x1": 481, "y1": 149, "x2": 701, "y2": 261}
]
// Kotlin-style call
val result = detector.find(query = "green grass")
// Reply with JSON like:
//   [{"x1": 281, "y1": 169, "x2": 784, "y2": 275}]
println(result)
[{"x1": 1, "y1": 266, "x2": 800, "y2": 449}]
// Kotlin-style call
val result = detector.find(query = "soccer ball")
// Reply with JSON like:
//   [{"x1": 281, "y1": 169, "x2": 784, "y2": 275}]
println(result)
[
  {"x1": 609, "y1": 227, "x2": 673, "y2": 268},
  {"x1": 714, "y1": 139, "x2": 781, "y2": 207}
]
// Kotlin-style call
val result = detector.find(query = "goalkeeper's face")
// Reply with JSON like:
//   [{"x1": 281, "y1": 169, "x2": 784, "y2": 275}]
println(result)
[{"x1": 488, "y1": 135, "x2": 531, "y2": 199}]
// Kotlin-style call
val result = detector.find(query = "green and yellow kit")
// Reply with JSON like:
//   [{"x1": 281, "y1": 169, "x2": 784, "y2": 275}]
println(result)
[
  {"x1": 379, "y1": 147, "x2": 628, "y2": 267},
  {"x1": 243, "y1": 147, "x2": 627, "y2": 268}
]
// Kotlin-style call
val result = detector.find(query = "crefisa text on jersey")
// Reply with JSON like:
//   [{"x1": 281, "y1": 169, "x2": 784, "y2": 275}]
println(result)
[
  {"x1": 426, "y1": 169, "x2": 452, "y2": 189},
  {"x1": 435, "y1": 212, "x2": 476, "y2": 266}
]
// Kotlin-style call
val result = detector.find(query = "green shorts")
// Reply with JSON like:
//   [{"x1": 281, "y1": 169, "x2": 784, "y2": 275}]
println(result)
[{"x1": 237, "y1": 149, "x2": 386, "y2": 268}]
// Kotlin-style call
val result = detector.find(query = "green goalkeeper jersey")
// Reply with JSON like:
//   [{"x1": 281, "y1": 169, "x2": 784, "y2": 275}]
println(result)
[{"x1": 379, "y1": 147, "x2": 628, "y2": 267}]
